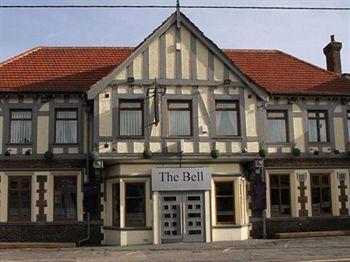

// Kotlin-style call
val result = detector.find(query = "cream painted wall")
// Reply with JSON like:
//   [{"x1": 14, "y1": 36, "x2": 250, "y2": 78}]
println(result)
[
  {"x1": 244, "y1": 91, "x2": 257, "y2": 137},
  {"x1": 181, "y1": 26, "x2": 191, "y2": 79},
  {"x1": 165, "y1": 25, "x2": 176, "y2": 79},
  {"x1": 99, "y1": 88, "x2": 112, "y2": 137},
  {"x1": 37, "y1": 116, "x2": 49, "y2": 154}
]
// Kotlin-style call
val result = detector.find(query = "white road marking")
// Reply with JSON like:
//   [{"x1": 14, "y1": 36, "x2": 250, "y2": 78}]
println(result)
[
  {"x1": 125, "y1": 251, "x2": 137, "y2": 256},
  {"x1": 223, "y1": 247, "x2": 232, "y2": 252},
  {"x1": 299, "y1": 258, "x2": 350, "y2": 262}
]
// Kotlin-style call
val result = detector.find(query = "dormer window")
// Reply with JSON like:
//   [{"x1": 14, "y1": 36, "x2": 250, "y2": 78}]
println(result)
[{"x1": 10, "y1": 110, "x2": 32, "y2": 144}]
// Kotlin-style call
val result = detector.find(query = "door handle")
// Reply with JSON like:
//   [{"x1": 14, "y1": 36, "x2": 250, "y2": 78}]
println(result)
[
  {"x1": 182, "y1": 201, "x2": 186, "y2": 235},
  {"x1": 179, "y1": 204, "x2": 183, "y2": 237}
]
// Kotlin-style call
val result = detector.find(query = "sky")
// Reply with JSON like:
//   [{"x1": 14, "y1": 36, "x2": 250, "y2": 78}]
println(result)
[{"x1": 0, "y1": 0, "x2": 349, "y2": 73}]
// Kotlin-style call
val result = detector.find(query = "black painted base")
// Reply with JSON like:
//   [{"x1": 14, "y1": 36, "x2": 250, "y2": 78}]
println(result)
[
  {"x1": 0, "y1": 221, "x2": 103, "y2": 245},
  {"x1": 250, "y1": 216, "x2": 350, "y2": 238}
]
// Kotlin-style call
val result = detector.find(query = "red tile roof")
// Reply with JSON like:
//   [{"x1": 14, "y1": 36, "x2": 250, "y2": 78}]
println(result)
[
  {"x1": 1, "y1": 46, "x2": 350, "y2": 95},
  {"x1": 224, "y1": 49, "x2": 350, "y2": 95},
  {"x1": 0, "y1": 46, "x2": 134, "y2": 93}
]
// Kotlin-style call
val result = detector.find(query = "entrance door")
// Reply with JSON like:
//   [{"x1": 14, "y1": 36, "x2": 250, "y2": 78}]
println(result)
[{"x1": 160, "y1": 192, "x2": 205, "y2": 243}]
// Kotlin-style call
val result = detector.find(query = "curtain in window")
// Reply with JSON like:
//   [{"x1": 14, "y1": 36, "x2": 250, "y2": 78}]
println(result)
[
  {"x1": 10, "y1": 111, "x2": 32, "y2": 144},
  {"x1": 56, "y1": 111, "x2": 77, "y2": 144},
  {"x1": 308, "y1": 119, "x2": 318, "y2": 142},
  {"x1": 120, "y1": 110, "x2": 142, "y2": 136},
  {"x1": 170, "y1": 111, "x2": 191, "y2": 136},
  {"x1": 268, "y1": 119, "x2": 287, "y2": 142},
  {"x1": 216, "y1": 111, "x2": 238, "y2": 135}
]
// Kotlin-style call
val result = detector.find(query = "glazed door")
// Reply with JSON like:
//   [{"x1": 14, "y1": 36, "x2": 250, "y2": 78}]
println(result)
[{"x1": 160, "y1": 192, "x2": 205, "y2": 243}]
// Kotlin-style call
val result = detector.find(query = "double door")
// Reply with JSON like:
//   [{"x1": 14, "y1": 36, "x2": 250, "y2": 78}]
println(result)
[{"x1": 160, "y1": 192, "x2": 205, "y2": 243}]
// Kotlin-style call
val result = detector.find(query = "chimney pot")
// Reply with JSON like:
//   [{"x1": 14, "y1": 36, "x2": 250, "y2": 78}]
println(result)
[
  {"x1": 323, "y1": 35, "x2": 342, "y2": 75},
  {"x1": 330, "y1": 35, "x2": 335, "y2": 43}
]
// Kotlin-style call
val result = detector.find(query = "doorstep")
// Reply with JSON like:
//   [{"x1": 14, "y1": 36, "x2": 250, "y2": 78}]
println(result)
[
  {"x1": 274, "y1": 230, "x2": 350, "y2": 239},
  {"x1": 0, "y1": 242, "x2": 76, "y2": 249}
]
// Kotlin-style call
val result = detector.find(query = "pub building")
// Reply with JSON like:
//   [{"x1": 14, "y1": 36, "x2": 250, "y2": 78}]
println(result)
[{"x1": 0, "y1": 9, "x2": 350, "y2": 246}]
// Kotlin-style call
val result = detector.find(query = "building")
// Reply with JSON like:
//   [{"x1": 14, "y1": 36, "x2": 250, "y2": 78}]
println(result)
[{"x1": 0, "y1": 11, "x2": 350, "y2": 246}]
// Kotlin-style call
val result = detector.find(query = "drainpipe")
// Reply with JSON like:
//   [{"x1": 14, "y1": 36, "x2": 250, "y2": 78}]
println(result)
[
  {"x1": 261, "y1": 161, "x2": 267, "y2": 239},
  {"x1": 78, "y1": 103, "x2": 92, "y2": 246}
]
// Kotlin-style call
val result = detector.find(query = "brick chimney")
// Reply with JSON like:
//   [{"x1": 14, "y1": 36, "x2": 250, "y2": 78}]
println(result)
[{"x1": 323, "y1": 35, "x2": 342, "y2": 75}]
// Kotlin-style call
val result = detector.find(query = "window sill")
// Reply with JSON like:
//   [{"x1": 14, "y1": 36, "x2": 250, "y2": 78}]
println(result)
[
  {"x1": 214, "y1": 136, "x2": 242, "y2": 140},
  {"x1": 103, "y1": 226, "x2": 152, "y2": 231},
  {"x1": 212, "y1": 224, "x2": 249, "y2": 229},
  {"x1": 265, "y1": 142, "x2": 291, "y2": 146},
  {"x1": 308, "y1": 142, "x2": 331, "y2": 146},
  {"x1": 52, "y1": 143, "x2": 79, "y2": 146},
  {"x1": 6, "y1": 143, "x2": 32, "y2": 146}
]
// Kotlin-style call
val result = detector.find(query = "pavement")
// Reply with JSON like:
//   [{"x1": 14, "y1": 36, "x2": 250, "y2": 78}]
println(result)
[{"x1": 0, "y1": 236, "x2": 350, "y2": 262}]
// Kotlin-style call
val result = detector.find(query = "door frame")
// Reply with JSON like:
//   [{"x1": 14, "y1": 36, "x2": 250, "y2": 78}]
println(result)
[{"x1": 159, "y1": 191, "x2": 206, "y2": 243}]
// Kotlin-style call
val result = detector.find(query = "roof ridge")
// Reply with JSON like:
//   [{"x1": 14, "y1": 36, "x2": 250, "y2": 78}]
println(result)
[
  {"x1": 275, "y1": 50, "x2": 343, "y2": 79},
  {"x1": 222, "y1": 48, "x2": 279, "y2": 52},
  {"x1": 39, "y1": 46, "x2": 135, "y2": 49},
  {"x1": 0, "y1": 46, "x2": 43, "y2": 67}
]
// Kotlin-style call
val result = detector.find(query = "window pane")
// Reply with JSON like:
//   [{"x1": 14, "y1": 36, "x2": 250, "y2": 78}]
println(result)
[
  {"x1": 8, "y1": 177, "x2": 31, "y2": 221},
  {"x1": 125, "y1": 183, "x2": 145, "y2": 227},
  {"x1": 11, "y1": 111, "x2": 32, "y2": 119},
  {"x1": 216, "y1": 111, "x2": 238, "y2": 136},
  {"x1": 169, "y1": 111, "x2": 191, "y2": 136},
  {"x1": 308, "y1": 112, "x2": 316, "y2": 118},
  {"x1": 216, "y1": 102, "x2": 237, "y2": 109},
  {"x1": 348, "y1": 118, "x2": 350, "y2": 139},
  {"x1": 319, "y1": 119, "x2": 327, "y2": 142},
  {"x1": 113, "y1": 184, "x2": 120, "y2": 226},
  {"x1": 270, "y1": 175, "x2": 279, "y2": 187},
  {"x1": 120, "y1": 102, "x2": 141, "y2": 109},
  {"x1": 270, "y1": 175, "x2": 291, "y2": 217},
  {"x1": 125, "y1": 198, "x2": 145, "y2": 226},
  {"x1": 215, "y1": 183, "x2": 233, "y2": 196},
  {"x1": 308, "y1": 119, "x2": 318, "y2": 142},
  {"x1": 168, "y1": 102, "x2": 190, "y2": 109},
  {"x1": 312, "y1": 188, "x2": 321, "y2": 214},
  {"x1": 57, "y1": 111, "x2": 77, "y2": 119},
  {"x1": 54, "y1": 177, "x2": 77, "y2": 220},
  {"x1": 120, "y1": 110, "x2": 142, "y2": 136},
  {"x1": 56, "y1": 110, "x2": 78, "y2": 144},
  {"x1": 215, "y1": 182, "x2": 235, "y2": 224},
  {"x1": 321, "y1": 188, "x2": 331, "y2": 213},
  {"x1": 267, "y1": 112, "x2": 285, "y2": 118},
  {"x1": 126, "y1": 183, "x2": 145, "y2": 197},
  {"x1": 268, "y1": 119, "x2": 287, "y2": 142},
  {"x1": 10, "y1": 111, "x2": 32, "y2": 144}
]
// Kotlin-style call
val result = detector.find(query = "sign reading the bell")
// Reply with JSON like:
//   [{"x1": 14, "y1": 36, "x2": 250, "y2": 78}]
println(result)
[{"x1": 152, "y1": 168, "x2": 211, "y2": 191}]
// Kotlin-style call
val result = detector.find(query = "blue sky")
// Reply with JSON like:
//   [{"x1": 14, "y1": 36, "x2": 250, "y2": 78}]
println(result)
[{"x1": 1, "y1": 0, "x2": 349, "y2": 72}]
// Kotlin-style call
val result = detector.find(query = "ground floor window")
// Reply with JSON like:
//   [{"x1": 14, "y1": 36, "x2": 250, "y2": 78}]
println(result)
[
  {"x1": 112, "y1": 183, "x2": 120, "y2": 227},
  {"x1": 311, "y1": 173, "x2": 332, "y2": 215},
  {"x1": 125, "y1": 182, "x2": 146, "y2": 227},
  {"x1": 215, "y1": 182, "x2": 235, "y2": 224},
  {"x1": 8, "y1": 176, "x2": 31, "y2": 221},
  {"x1": 269, "y1": 174, "x2": 291, "y2": 217},
  {"x1": 54, "y1": 176, "x2": 77, "y2": 221}
]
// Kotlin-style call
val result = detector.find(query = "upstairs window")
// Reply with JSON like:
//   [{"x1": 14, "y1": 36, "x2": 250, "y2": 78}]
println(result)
[
  {"x1": 308, "y1": 111, "x2": 328, "y2": 142},
  {"x1": 168, "y1": 101, "x2": 192, "y2": 137},
  {"x1": 119, "y1": 100, "x2": 143, "y2": 137},
  {"x1": 10, "y1": 110, "x2": 32, "y2": 144},
  {"x1": 267, "y1": 111, "x2": 288, "y2": 143},
  {"x1": 55, "y1": 109, "x2": 78, "y2": 144},
  {"x1": 216, "y1": 101, "x2": 240, "y2": 136},
  {"x1": 269, "y1": 174, "x2": 291, "y2": 217},
  {"x1": 8, "y1": 176, "x2": 31, "y2": 222}
]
